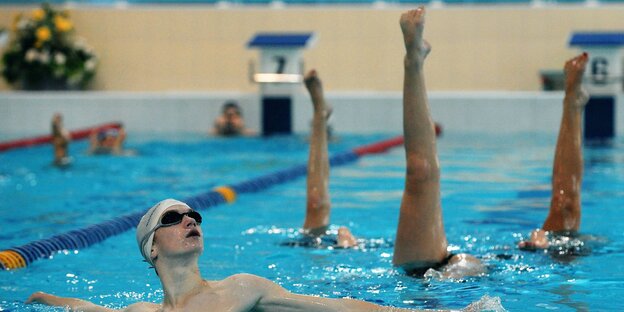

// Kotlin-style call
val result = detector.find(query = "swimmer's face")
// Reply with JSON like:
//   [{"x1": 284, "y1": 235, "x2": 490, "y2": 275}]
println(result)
[
  {"x1": 152, "y1": 205, "x2": 204, "y2": 261},
  {"x1": 224, "y1": 107, "x2": 241, "y2": 121},
  {"x1": 101, "y1": 135, "x2": 116, "y2": 147},
  {"x1": 53, "y1": 114, "x2": 63, "y2": 125}
]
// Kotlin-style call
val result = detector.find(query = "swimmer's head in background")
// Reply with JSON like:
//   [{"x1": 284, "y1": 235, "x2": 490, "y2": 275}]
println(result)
[
  {"x1": 97, "y1": 128, "x2": 119, "y2": 142},
  {"x1": 222, "y1": 101, "x2": 242, "y2": 117},
  {"x1": 136, "y1": 198, "x2": 192, "y2": 266},
  {"x1": 51, "y1": 113, "x2": 64, "y2": 134},
  {"x1": 52, "y1": 113, "x2": 63, "y2": 124}
]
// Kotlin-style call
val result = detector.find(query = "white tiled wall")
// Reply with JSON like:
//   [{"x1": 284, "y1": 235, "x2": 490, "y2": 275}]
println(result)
[
  {"x1": 0, "y1": 92, "x2": 260, "y2": 139},
  {"x1": 0, "y1": 91, "x2": 621, "y2": 139}
]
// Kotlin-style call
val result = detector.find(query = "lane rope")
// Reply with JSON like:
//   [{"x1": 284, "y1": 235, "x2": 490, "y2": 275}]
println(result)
[
  {"x1": 0, "y1": 122, "x2": 122, "y2": 152},
  {"x1": 0, "y1": 136, "x2": 403, "y2": 270}
]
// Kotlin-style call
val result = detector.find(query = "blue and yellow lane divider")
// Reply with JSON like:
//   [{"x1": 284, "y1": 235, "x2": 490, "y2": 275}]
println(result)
[
  {"x1": 0, "y1": 136, "x2": 403, "y2": 270},
  {"x1": 213, "y1": 186, "x2": 237, "y2": 203}
]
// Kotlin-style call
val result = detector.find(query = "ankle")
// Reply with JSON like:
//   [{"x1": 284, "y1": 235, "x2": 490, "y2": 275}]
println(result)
[
  {"x1": 312, "y1": 103, "x2": 325, "y2": 113},
  {"x1": 404, "y1": 54, "x2": 424, "y2": 70}
]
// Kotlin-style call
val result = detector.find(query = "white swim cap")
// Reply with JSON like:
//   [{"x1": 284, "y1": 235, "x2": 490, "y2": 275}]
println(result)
[{"x1": 136, "y1": 198, "x2": 191, "y2": 267}]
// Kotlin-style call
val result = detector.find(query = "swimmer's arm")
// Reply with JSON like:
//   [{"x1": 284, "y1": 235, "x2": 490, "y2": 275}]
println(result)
[
  {"x1": 88, "y1": 130, "x2": 98, "y2": 153},
  {"x1": 242, "y1": 274, "x2": 425, "y2": 312},
  {"x1": 115, "y1": 127, "x2": 126, "y2": 145},
  {"x1": 113, "y1": 128, "x2": 126, "y2": 154},
  {"x1": 259, "y1": 293, "x2": 424, "y2": 312},
  {"x1": 62, "y1": 127, "x2": 72, "y2": 142},
  {"x1": 210, "y1": 117, "x2": 226, "y2": 135},
  {"x1": 25, "y1": 292, "x2": 156, "y2": 312},
  {"x1": 26, "y1": 292, "x2": 114, "y2": 311}
]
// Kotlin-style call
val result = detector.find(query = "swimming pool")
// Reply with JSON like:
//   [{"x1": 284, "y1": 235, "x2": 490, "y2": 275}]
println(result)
[{"x1": 1, "y1": 132, "x2": 623, "y2": 311}]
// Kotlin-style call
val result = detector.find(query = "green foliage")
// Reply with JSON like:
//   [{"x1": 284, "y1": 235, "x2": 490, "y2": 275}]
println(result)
[{"x1": 1, "y1": 3, "x2": 97, "y2": 90}]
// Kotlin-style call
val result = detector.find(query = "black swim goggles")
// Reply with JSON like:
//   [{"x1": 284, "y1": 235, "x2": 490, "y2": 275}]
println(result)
[{"x1": 159, "y1": 210, "x2": 202, "y2": 227}]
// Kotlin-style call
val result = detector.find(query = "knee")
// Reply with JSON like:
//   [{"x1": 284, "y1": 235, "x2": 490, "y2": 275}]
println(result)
[{"x1": 405, "y1": 155, "x2": 439, "y2": 184}]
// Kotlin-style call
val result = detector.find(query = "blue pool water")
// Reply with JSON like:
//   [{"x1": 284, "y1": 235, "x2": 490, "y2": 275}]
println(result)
[{"x1": 1, "y1": 133, "x2": 623, "y2": 311}]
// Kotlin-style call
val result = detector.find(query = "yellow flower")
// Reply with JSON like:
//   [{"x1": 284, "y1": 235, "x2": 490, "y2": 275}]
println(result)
[
  {"x1": 36, "y1": 26, "x2": 51, "y2": 42},
  {"x1": 32, "y1": 8, "x2": 45, "y2": 21},
  {"x1": 54, "y1": 16, "x2": 72, "y2": 32}
]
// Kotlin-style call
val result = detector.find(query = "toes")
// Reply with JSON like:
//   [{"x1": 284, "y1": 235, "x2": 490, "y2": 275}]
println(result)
[
  {"x1": 304, "y1": 70, "x2": 318, "y2": 82},
  {"x1": 304, "y1": 71, "x2": 322, "y2": 91}
]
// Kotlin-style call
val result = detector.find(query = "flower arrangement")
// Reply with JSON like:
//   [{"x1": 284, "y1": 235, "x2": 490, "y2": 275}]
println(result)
[{"x1": 1, "y1": 3, "x2": 97, "y2": 90}]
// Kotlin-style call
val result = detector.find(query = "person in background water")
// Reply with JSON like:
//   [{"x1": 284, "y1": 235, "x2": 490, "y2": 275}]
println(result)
[
  {"x1": 210, "y1": 101, "x2": 255, "y2": 137},
  {"x1": 88, "y1": 125, "x2": 127, "y2": 155},
  {"x1": 518, "y1": 53, "x2": 591, "y2": 257},
  {"x1": 51, "y1": 113, "x2": 71, "y2": 166}
]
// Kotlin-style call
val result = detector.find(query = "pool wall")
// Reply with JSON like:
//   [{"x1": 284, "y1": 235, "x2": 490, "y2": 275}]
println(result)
[
  {"x1": 1, "y1": 6, "x2": 624, "y2": 92},
  {"x1": 1, "y1": 91, "x2": 622, "y2": 138}
]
